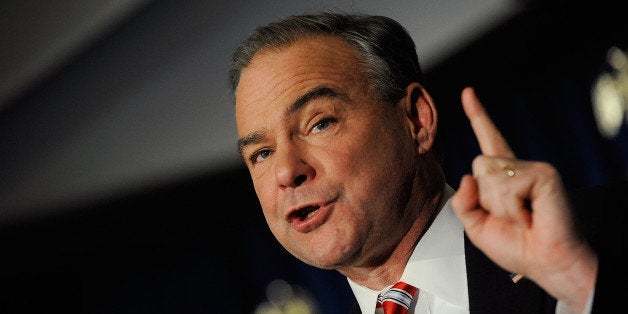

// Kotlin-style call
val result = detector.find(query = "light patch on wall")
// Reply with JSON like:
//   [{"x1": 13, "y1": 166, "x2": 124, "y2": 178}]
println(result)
[
  {"x1": 254, "y1": 279, "x2": 320, "y2": 314},
  {"x1": 591, "y1": 46, "x2": 628, "y2": 139}
]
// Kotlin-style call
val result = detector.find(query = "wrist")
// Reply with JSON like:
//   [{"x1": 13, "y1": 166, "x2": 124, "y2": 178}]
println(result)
[{"x1": 539, "y1": 245, "x2": 598, "y2": 312}]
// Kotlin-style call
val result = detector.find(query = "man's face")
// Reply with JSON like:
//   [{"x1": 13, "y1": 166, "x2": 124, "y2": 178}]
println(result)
[{"x1": 235, "y1": 35, "x2": 418, "y2": 269}]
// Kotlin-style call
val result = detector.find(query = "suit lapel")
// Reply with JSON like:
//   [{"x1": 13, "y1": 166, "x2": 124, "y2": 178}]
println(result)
[{"x1": 464, "y1": 234, "x2": 556, "y2": 314}]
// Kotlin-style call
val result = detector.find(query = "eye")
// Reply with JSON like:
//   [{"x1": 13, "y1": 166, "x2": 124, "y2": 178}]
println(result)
[
  {"x1": 249, "y1": 148, "x2": 273, "y2": 165},
  {"x1": 311, "y1": 117, "x2": 335, "y2": 134}
]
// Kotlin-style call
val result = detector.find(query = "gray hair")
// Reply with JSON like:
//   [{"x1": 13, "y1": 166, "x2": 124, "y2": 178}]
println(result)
[{"x1": 229, "y1": 12, "x2": 424, "y2": 104}]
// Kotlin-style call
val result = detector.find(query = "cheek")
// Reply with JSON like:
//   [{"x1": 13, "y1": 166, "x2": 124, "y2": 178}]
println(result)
[
  {"x1": 341, "y1": 133, "x2": 412, "y2": 203},
  {"x1": 252, "y1": 177, "x2": 280, "y2": 221},
  {"x1": 324, "y1": 142, "x2": 385, "y2": 202}
]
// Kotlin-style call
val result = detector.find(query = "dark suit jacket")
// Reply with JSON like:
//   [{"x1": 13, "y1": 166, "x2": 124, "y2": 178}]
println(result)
[
  {"x1": 348, "y1": 181, "x2": 627, "y2": 313},
  {"x1": 348, "y1": 237, "x2": 556, "y2": 314},
  {"x1": 570, "y1": 181, "x2": 627, "y2": 314}
]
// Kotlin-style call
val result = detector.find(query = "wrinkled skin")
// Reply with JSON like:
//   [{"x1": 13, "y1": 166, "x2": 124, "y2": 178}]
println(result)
[
  {"x1": 451, "y1": 88, "x2": 598, "y2": 312},
  {"x1": 234, "y1": 34, "x2": 598, "y2": 312},
  {"x1": 235, "y1": 35, "x2": 443, "y2": 288}
]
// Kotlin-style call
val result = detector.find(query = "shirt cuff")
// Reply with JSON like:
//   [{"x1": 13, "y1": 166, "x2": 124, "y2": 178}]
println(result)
[{"x1": 555, "y1": 289, "x2": 594, "y2": 314}]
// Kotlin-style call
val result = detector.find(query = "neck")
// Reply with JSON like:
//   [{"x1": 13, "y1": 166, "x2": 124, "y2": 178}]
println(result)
[{"x1": 339, "y1": 164, "x2": 446, "y2": 290}]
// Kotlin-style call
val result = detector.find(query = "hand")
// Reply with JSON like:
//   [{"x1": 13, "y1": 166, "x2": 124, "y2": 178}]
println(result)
[{"x1": 450, "y1": 87, "x2": 598, "y2": 312}]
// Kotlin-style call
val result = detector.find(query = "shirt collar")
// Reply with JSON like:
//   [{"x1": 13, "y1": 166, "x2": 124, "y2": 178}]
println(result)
[{"x1": 348, "y1": 184, "x2": 468, "y2": 312}]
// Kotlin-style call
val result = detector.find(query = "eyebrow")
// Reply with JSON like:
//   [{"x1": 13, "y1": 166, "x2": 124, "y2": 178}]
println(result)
[
  {"x1": 237, "y1": 86, "x2": 341, "y2": 157},
  {"x1": 286, "y1": 86, "x2": 339, "y2": 116}
]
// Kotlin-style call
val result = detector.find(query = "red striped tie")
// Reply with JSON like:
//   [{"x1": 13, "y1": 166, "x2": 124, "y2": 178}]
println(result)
[{"x1": 376, "y1": 281, "x2": 417, "y2": 314}]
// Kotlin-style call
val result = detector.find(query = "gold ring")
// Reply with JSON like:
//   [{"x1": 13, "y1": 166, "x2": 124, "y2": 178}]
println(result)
[{"x1": 505, "y1": 168, "x2": 516, "y2": 177}]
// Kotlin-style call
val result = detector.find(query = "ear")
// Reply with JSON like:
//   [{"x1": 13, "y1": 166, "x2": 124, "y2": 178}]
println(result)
[{"x1": 402, "y1": 83, "x2": 438, "y2": 154}]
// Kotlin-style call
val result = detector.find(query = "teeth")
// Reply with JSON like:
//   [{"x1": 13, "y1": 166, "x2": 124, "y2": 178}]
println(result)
[
  {"x1": 305, "y1": 208, "x2": 318, "y2": 218},
  {"x1": 296, "y1": 206, "x2": 319, "y2": 220}
]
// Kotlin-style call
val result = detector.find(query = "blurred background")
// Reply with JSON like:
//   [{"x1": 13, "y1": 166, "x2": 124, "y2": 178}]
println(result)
[{"x1": 0, "y1": 0, "x2": 626, "y2": 313}]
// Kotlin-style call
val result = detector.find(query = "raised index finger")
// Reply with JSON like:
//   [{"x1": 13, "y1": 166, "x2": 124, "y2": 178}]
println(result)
[{"x1": 461, "y1": 87, "x2": 515, "y2": 158}]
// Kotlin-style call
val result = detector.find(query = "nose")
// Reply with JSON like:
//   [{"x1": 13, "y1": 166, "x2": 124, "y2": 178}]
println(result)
[{"x1": 274, "y1": 142, "x2": 314, "y2": 188}]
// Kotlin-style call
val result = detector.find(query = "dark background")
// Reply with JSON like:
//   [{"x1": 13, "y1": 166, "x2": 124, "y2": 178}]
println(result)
[{"x1": 1, "y1": 1, "x2": 626, "y2": 313}]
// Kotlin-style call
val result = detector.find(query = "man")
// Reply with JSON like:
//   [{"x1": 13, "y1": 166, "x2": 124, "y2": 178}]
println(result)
[{"x1": 229, "y1": 12, "x2": 608, "y2": 313}]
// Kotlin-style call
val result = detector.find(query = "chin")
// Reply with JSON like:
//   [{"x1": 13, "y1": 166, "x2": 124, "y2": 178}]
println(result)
[{"x1": 303, "y1": 247, "x2": 357, "y2": 270}]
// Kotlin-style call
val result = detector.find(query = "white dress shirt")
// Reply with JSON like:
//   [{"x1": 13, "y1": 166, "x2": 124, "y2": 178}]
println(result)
[
  {"x1": 347, "y1": 184, "x2": 592, "y2": 314},
  {"x1": 348, "y1": 184, "x2": 469, "y2": 313}
]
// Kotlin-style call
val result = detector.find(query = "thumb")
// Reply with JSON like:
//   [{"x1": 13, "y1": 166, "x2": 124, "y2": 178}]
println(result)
[{"x1": 451, "y1": 174, "x2": 483, "y2": 225}]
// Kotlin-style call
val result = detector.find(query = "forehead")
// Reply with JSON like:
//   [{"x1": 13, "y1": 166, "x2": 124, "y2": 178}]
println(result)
[
  {"x1": 234, "y1": 35, "x2": 366, "y2": 129},
  {"x1": 242, "y1": 34, "x2": 362, "y2": 88}
]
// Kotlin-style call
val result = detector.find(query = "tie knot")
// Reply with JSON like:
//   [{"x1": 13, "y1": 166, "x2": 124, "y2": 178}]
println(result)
[{"x1": 376, "y1": 281, "x2": 417, "y2": 314}]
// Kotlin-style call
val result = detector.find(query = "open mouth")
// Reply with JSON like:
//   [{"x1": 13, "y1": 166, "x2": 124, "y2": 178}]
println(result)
[{"x1": 291, "y1": 205, "x2": 320, "y2": 221}]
